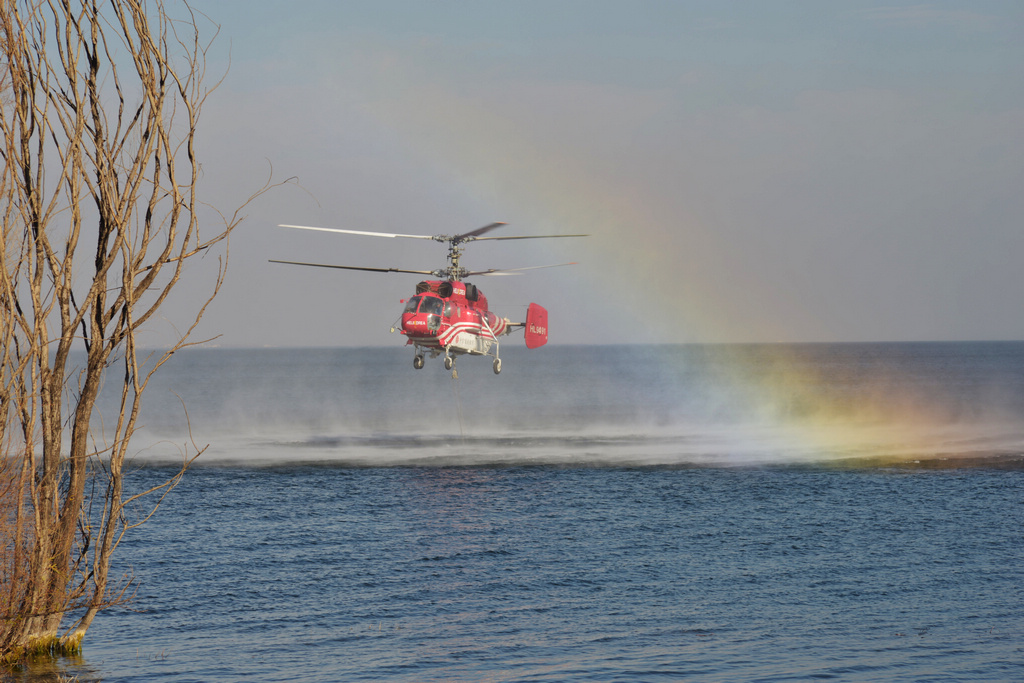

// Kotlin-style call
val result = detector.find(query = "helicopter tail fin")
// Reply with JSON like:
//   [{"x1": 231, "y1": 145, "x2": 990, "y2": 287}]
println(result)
[{"x1": 524, "y1": 304, "x2": 548, "y2": 349}]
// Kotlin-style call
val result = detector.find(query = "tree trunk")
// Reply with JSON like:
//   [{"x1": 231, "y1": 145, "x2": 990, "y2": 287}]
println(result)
[{"x1": 0, "y1": 0, "x2": 276, "y2": 661}]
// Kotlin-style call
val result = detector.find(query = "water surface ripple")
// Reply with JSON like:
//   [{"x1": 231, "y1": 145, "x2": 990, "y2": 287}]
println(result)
[
  {"x1": 69, "y1": 465, "x2": 1024, "y2": 682},
  {"x1": 8, "y1": 344, "x2": 1024, "y2": 681}
]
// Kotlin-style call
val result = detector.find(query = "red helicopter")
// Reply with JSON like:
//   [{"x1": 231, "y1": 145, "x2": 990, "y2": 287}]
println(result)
[{"x1": 270, "y1": 222, "x2": 584, "y2": 377}]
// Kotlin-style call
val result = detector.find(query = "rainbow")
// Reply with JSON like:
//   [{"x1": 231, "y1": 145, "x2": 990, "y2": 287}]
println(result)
[{"x1": 356, "y1": 78, "x2": 1022, "y2": 466}]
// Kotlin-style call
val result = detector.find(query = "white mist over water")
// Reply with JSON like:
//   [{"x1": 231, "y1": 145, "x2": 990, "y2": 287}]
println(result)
[{"x1": 101, "y1": 343, "x2": 1024, "y2": 468}]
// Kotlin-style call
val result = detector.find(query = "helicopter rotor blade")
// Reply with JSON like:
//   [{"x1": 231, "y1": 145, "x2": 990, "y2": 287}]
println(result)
[
  {"x1": 280, "y1": 223, "x2": 587, "y2": 244},
  {"x1": 269, "y1": 259, "x2": 437, "y2": 276},
  {"x1": 465, "y1": 262, "x2": 579, "y2": 276},
  {"x1": 471, "y1": 233, "x2": 589, "y2": 241},
  {"x1": 279, "y1": 224, "x2": 436, "y2": 240},
  {"x1": 452, "y1": 222, "x2": 508, "y2": 242}
]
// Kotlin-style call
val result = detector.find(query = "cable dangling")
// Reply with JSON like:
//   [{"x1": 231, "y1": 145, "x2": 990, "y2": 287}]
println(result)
[{"x1": 450, "y1": 361, "x2": 466, "y2": 443}]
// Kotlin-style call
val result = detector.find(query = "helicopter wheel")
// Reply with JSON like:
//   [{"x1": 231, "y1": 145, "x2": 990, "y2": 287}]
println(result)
[
  {"x1": 444, "y1": 356, "x2": 454, "y2": 371},
  {"x1": 493, "y1": 358, "x2": 502, "y2": 375},
  {"x1": 413, "y1": 355, "x2": 424, "y2": 370}
]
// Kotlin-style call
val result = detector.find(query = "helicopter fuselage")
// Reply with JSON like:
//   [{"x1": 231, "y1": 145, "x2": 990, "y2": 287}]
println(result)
[{"x1": 400, "y1": 280, "x2": 511, "y2": 358}]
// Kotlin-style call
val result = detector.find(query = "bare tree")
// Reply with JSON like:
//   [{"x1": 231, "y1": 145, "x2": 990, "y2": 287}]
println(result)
[{"x1": 1, "y1": 0, "x2": 269, "y2": 659}]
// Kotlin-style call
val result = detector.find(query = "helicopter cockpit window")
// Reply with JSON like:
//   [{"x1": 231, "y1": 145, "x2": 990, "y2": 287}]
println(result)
[
  {"x1": 404, "y1": 296, "x2": 422, "y2": 313},
  {"x1": 420, "y1": 296, "x2": 443, "y2": 316}
]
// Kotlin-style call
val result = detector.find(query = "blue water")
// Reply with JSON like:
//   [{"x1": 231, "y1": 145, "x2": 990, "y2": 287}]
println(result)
[{"x1": 9, "y1": 344, "x2": 1024, "y2": 681}]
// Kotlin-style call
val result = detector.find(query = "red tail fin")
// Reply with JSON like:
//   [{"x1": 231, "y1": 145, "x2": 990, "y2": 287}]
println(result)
[{"x1": 524, "y1": 303, "x2": 548, "y2": 349}]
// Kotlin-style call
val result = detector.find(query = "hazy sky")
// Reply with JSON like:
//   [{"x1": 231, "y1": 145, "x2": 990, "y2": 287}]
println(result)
[{"x1": 159, "y1": 1, "x2": 1024, "y2": 348}]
